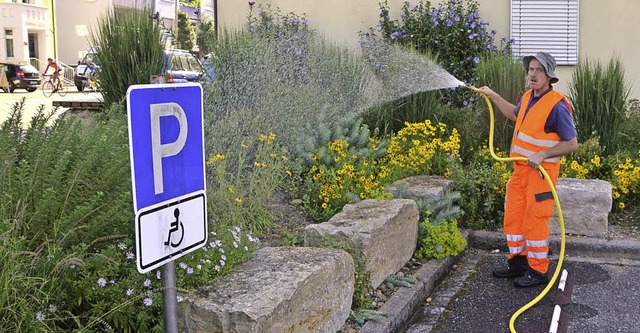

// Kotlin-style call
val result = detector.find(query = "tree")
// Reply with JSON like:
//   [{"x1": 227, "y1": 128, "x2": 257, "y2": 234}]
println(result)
[
  {"x1": 197, "y1": 15, "x2": 216, "y2": 56},
  {"x1": 176, "y1": 11, "x2": 196, "y2": 51}
]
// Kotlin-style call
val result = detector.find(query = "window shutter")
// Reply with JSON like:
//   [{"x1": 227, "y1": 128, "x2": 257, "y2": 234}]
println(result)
[{"x1": 511, "y1": 0, "x2": 579, "y2": 65}]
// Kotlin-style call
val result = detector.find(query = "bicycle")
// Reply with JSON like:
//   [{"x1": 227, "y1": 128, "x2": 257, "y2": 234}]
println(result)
[
  {"x1": 81, "y1": 72, "x2": 100, "y2": 95},
  {"x1": 41, "y1": 74, "x2": 67, "y2": 98}
]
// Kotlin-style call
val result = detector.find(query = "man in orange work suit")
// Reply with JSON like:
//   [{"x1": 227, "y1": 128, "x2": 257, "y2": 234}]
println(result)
[{"x1": 477, "y1": 52, "x2": 578, "y2": 287}]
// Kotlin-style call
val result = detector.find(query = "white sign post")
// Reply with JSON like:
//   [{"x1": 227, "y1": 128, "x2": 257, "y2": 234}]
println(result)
[{"x1": 127, "y1": 83, "x2": 207, "y2": 333}]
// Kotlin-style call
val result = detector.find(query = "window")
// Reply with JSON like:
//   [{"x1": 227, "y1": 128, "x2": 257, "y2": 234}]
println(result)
[
  {"x1": 5, "y1": 30, "x2": 14, "y2": 58},
  {"x1": 510, "y1": 0, "x2": 579, "y2": 65}
]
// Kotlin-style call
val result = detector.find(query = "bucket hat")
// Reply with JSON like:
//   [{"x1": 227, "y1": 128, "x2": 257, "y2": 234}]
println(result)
[{"x1": 523, "y1": 52, "x2": 559, "y2": 84}]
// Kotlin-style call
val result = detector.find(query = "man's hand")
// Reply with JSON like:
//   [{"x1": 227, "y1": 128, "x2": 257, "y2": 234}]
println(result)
[{"x1": 476, "y1": 86, "x2": 497, "y2": 99}]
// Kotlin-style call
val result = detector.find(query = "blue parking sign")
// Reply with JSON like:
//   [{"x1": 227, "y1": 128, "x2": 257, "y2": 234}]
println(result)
[{"x1": 127, "y1": 83, "x2": 207, "y2": 273}]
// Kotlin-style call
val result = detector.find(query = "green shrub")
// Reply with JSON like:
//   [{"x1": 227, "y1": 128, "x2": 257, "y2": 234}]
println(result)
[
  {"x1": 474, "y1": 52, "x2": 527, "y2": 151},
  {"x1": 606, "y1": 150, "x2": 640, "y2": 211},
  {"x1": 415, "y1": 219, "x2": 467, "y2": 259},
  {"x1": 619, "y1": 99, "x2": 640, "y2": 152},
  {"x1": 569, "y1": 57, "x2": 630, "y2": 156},
  {"x1": 559, "y1": 137, "x2": 605, "y2": 180},
  {"x1": 301, "y1": 136, "x2": 391, "y2": 222},
  {"x1": 383, "y1": 120, "x2": 461, "y2": 182},
  {"x1": 176, "y1": 11, "x2": 196, "y2": 50},
  {"x1": 362, "y1": 90, "x2": 443, "y2": 136},
  {"x1": 371, "y1": 0, "x2": 499, "y2": 83},
  {"x1": 89, "y1": 9, "x2": 165, "y2": 107},
  {"x1": 450, "y1": 145, "x2": 511, "y2": 230},
  {"x1": 206, "y1": 132, "x2": 293, "y2": 232},
  {"x1": 204, "y1": 12, "x2": 377, "y2": 160}
]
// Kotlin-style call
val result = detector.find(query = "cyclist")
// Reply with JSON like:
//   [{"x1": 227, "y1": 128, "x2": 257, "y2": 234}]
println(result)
[
  {"x1": 43, "y1": 58, "x2": 63, "y2": 91},
  {"x1": 83, "y1": 58, "x2": 97, "y2": 91}
]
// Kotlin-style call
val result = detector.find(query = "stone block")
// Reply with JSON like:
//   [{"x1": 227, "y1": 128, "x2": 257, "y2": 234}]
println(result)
[
  {"x1": 385, "y1": 175, "x2": 452, "y2": 201},
  {"x1": 304, "y1": 199, "x2": 419, "y2": 288},
  {"x1": 549, "y1": 178, "x2": 612, "y2": 238},
  {"x1": 183, "y1": 247, "x2": 354, "y2": 333}
]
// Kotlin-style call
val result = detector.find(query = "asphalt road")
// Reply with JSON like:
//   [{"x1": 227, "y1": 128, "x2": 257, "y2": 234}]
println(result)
[
  {"x1": 0, "y1": 87, "x2": 101, "y2": 127},
  {"x1": 403, "y1": 249, "x2": 640, "y2": 333}
]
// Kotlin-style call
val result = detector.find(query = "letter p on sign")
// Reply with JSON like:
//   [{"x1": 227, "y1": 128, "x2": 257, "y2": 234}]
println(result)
[{"x1": 151, "y1": 102, "x2": 188, "y2": 195}]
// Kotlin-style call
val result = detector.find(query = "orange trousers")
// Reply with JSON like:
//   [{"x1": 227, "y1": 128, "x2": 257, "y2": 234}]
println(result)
[{"x1": 504, "y1": 163, "x2": 559, "y2": 274}]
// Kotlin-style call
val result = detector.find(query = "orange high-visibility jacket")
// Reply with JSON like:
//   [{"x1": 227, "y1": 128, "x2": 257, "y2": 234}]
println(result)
[{"x1": 509, "y1": 89, "x2": 573, "y2": 171}]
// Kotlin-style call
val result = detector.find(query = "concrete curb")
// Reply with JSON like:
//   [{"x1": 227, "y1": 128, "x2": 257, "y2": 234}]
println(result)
[
  {"x1": 469, "y1": 230, "x2": 640, "y2": 261},
  {"x1": 359, "y1": 230, "x2": 640, "y2": 333},
  {"x1": 358, "y1": 255, "x2": 461, "y2": 333}
]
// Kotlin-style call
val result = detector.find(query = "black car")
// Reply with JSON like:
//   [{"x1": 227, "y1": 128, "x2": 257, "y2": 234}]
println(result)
[{"x1": 0, "y1": 62, "x2": 40, "y2": 93}]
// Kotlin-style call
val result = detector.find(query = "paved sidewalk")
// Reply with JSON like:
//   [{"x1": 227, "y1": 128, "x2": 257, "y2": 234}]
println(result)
[{"x1": 360, "y1": 230, "x2": 640, "y2": 333}]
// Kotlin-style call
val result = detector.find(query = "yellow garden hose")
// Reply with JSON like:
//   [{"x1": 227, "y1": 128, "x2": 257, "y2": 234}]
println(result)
[{"x1": 470, "y1": 86, "x2": 567, "y2": 333}]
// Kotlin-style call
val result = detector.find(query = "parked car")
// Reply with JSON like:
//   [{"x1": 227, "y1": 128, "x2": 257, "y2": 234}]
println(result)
[
  {"x1": 162, "y1": 49, "x2": 208, "y2": 83},
  {"x1": 74, "y1": 48, "x2": 100, "y2": 91},
  {"x1": 0, "y1": 62, "x2": 40, "y2": 93},
  {"x1": 72, "y1": 48, "x2": 208, "y2": 89}
]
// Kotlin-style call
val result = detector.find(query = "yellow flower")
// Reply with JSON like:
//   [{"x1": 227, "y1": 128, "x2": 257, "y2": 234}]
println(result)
[
  {"x1": 618, "y1": 202, "x2": 625, "y2": 209},
  {"x1": 228, "y1": 186, "x2": 234, "y2": 194},
  {"x1": 235, "y1": 197, "x2": 242, "y2": 204}
]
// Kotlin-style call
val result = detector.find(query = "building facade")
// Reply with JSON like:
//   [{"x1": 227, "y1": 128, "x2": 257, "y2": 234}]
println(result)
[
  {"x1": 0, "y1": 0, "x2": 51, "y2": 68},
  {"x1": 1, "y1": 0, "x2": 215, "y2": 69},
  {"x1": 216, "y1": 0, "x2": 640, "y2": 101}
]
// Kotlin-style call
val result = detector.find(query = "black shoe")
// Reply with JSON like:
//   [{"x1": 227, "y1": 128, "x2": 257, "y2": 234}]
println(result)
[
  {"x1": 493, "y1": 255, "x2": 528, "y2": 278},
  {"x1": 514, "y1": 270, "x2": 549, "y2": 288},
  {"x1": 493, "y1": 266, "x2": 527, "y2": 278}
]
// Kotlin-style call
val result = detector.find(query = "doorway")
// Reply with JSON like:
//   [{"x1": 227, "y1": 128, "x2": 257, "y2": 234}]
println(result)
[{"x1": 28, "y1": 33, "x2": 39, "y2": 69}]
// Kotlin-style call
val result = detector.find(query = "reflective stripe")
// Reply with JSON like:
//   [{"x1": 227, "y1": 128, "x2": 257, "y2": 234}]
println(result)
[
  {"x1": 527, "y1": 251, "x2": 548, "y2": 259},
  {"x1": 509, "y1": 246, "x2": 526, "y2": 254},
  {"x1": 517, "y1": 132, "x2": 560, "y2": 148},
  {"x1": 506, "y1": 234, "x2": 524, "y2": 242},
  {"x1": 526, "y1": 239, "x2": 549, "y2": 247},
  {"x1": 511, "y1": 145, "x2": 561, "y2": 162}
]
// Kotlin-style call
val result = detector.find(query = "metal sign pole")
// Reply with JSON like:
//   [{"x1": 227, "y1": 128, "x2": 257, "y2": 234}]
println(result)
[{"x1": 162, "y1": 261, "x2": 179, "y2": 333}]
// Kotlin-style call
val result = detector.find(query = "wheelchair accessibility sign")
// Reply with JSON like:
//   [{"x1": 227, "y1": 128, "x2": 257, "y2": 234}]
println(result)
[{"x1": 127, "y1": 83, "x2": 207, "y2": 273}]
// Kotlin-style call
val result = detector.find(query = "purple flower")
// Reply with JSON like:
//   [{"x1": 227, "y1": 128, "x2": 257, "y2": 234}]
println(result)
[
  {"x1": 470, "y1": 22, "x2": 476, "y2": 29},
  {"x1": 454, "y1": 16, "x2": 460, "y2": 22},
  {"x1": 187, "y1": 267, "x2": 194, "y2": 275},
  {"x1": 143, "y1": 279, "x2": 151, "y2": 287},
  {"x1": 97, "y1": 278, "x2": 107, "y2": 287},
  {"x1": 36, "y1": 311, "x2": 45, "y2": 321},
  {"x1": 446, "y1": 19, "x2": 453, "y2": 27},
  {"x1": 126, "y1": 289, "x2": 134, "y2": 296},
  {"x1": 126, "y1": 252, "x2": 134, "y2": 260},
  {"x1": 118, "y1": 243, "x2": 127, "y2": 250},
  {"x1": 474, "y1": 57, "x2": 480, "y2": 64},
  {"x1": 463, "y1": 100, "x2": 469, "y2": 106},
  {"x1": 69, "y1": 264, "x2": 76, "y2": 269},
  {"x1": 248, "y1": 1, "x2": 255, "y2": 6},
  {"x1": 143, "y1": 297, "x2": 153, "y2": 306}
]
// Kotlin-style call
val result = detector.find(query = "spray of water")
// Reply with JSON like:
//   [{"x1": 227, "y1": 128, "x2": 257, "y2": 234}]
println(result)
[
  {"x1": 360, "y1": 40, "x2": 465, "y2": 110},
  {"x1": 204, "y1": 31, "x2": 464, "y2": 158}
]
